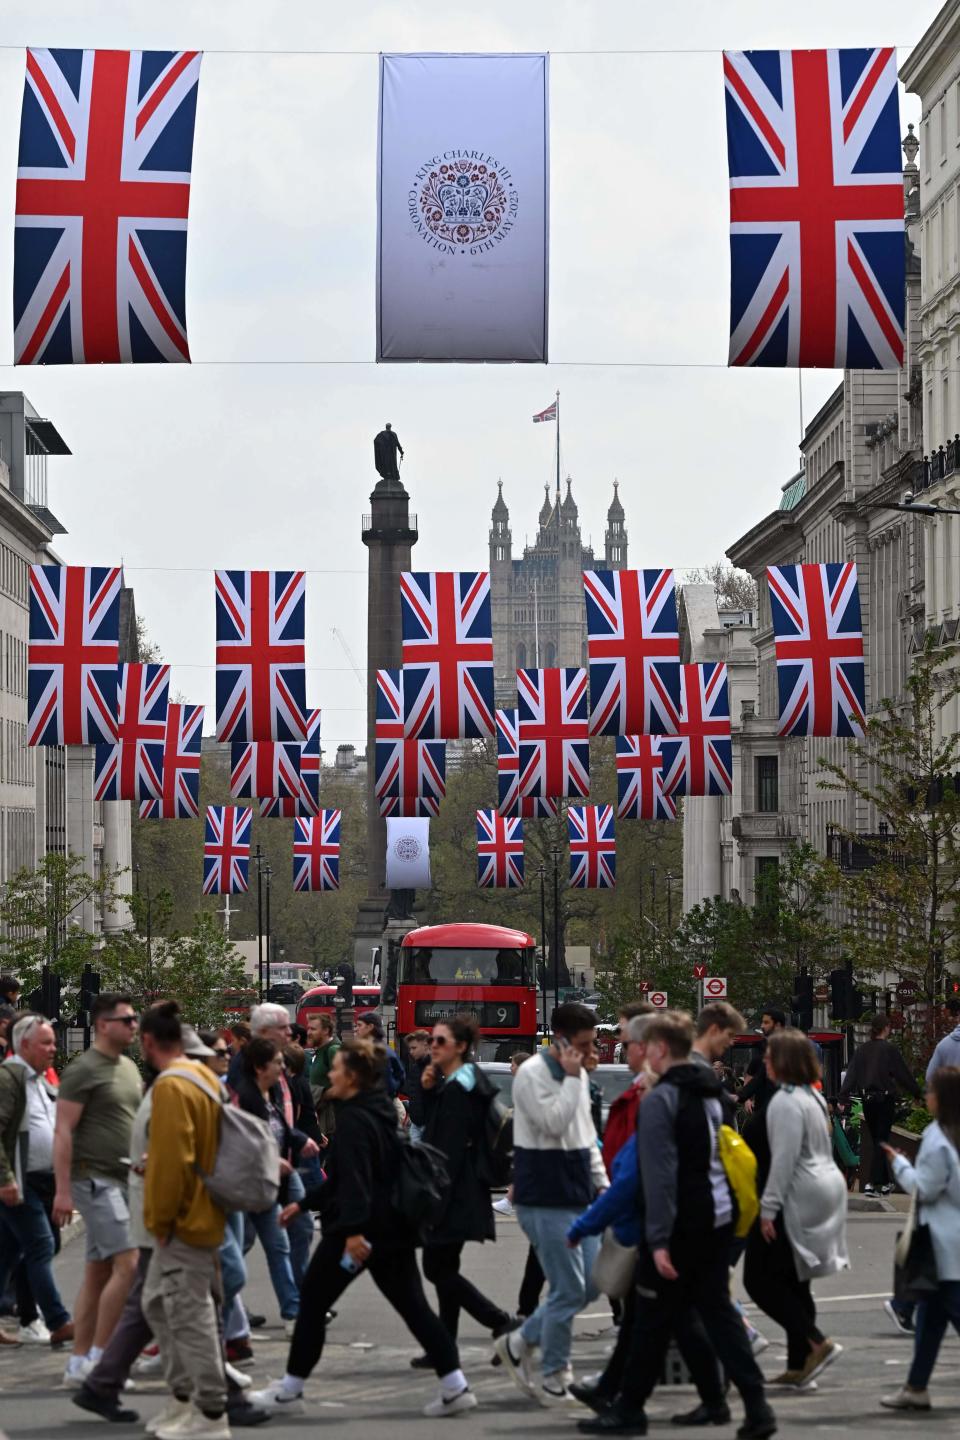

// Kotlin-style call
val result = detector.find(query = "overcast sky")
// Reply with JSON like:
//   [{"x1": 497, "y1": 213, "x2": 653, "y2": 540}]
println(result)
[{"x1": 0, "y1": 0, "x2": 927, "y2": 749}]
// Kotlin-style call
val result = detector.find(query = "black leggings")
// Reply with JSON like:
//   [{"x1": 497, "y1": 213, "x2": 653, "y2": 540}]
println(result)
[
  {"x1": 862, "y1": 1095, "x2": 896, "y2": 1189},
  {"x1": 744, "y1": 1220, "x2": 823, "y2": 1371},
  {"x1": 422, "y1": 1241, "x2": 508, "y2": 1341},
  {"x1": 518, "y1": 1244, "x2": 544, "y2": 1318},
  {"x1": 287, "y1": 1234, "x2": 459, "y2": 1380}
]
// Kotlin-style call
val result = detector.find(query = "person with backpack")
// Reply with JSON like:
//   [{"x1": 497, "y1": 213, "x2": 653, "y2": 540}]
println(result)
[
  {"x1": 407, "y1": 1017, "x2": 514, "y2": 1368},
  {"x1": 249, "y1": 1038, "x2": 476, "y2": 1420},
  {"x1": 840, "y1": 1014, "x2": 921, "y2": 1196}
]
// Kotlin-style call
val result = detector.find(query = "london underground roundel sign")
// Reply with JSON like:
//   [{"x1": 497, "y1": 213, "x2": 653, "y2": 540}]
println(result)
[
  {"x1": 649, "y1": 991, "x2": 668, "y2": 1009},
  {"x1": 703, "y1": 977, "x2": 728, "y2": 999}
]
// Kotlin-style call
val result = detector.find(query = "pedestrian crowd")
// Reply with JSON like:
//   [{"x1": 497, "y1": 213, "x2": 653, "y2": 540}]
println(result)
[{"x1": 1, "y1": 974, "x2": 959, "y2": 1437}]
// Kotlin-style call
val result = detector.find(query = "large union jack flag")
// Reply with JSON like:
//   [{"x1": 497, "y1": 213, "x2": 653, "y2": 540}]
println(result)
[
  {"x1": 215, "y1": 570, "x2": 307, "y2": 743},
  {"x1": 583, "y1": 570, "x2": 681, "y2": 736},
  {"x1": 496, "y1": 708, "x2": 559, "y2": 817},
  {"x1": 767, "y1": 563, "x2": 866, "y2": 737},
  {"x1": 517, "y1": 668, "x2": 590, "y2": 799},
  {"x1": 616, "y1": 736, "x2": 677, "y2": 820},
  {"x1": 374, "y1": 669, "x2": 445, "y2": 810},
  {"x1": 298, "y1": 707, "x2": 321, "y2": 817},
  {"x1": 477, "y1": 809, "x2": 524, "y2": 889},
  {"x1": 293, "y1": 811, "x2": 341, "y2": 892},
  {"x1": 401, "y1": 571, "x2": 495, "y2": 739},
  {"x1": 139, "y1": 702, "x2": 203, "y2": 818},
  {"x1": 659, "y1": 663, "x2": 734, "y2": 797},
  {"x1": 568, "y1": 805, "x2": 616, "y2": 889},
  {"x1": 15, "y1": 49, "x2": 201, "y2": 365},
  {"x1": 28, "y1": 564, "x2": 122, "y2": 746},
  {"x1": 230, "y1": 741, "x2": 301, "y2": 800},
  {"x1": 203, "y1": 805, "x2": 251, "y2": 894},
  {"x1": 724, "y1": 47, "x2": 904, "y2": 369},
  {"x1": 93, "y1": 662, "x2": 170, "y2": 800}
]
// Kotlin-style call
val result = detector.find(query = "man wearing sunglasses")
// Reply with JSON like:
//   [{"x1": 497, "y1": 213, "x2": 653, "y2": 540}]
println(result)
[{"x1": 53, "y1": 993, "x2": 142, "y2": 1388}]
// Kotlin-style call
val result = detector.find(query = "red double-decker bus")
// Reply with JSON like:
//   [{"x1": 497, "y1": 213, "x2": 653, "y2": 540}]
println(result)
[{"x1": 397, "y1": 922, "x2": 538, "y2": 1060}]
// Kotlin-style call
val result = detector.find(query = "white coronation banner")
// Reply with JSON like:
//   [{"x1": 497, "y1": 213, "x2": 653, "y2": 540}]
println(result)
[
  {"x1": 377, "y1": 52, "x2": 549, "y2": 362},
  {"x1": 385, "y1": 816, "x2": 432, "y2": 891}
]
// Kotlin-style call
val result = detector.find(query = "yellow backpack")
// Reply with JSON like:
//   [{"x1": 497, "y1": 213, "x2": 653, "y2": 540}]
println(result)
[{"x1": 718, "y1": 1124, "x2": 759, "y2": 1238}]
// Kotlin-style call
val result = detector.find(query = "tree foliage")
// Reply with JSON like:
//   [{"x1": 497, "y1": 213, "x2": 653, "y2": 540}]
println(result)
[
  {"x1": 0, "y1": 853, "x2": 122, "y2": 1001},
  {"x1": 683, "y1": 562, "x2": 758, "y2": 612}
]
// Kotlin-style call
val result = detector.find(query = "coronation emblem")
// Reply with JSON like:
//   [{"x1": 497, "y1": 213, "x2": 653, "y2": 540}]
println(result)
[
  {"x1": 394, "y1": 835, "x2": 422, "y2": 863},
  {"x1": 409, "y1": 150, "x2": 518, "y2": 255}
]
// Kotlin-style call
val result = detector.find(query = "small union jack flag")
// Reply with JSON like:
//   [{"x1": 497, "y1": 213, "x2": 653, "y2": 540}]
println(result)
[
  {"x1": 496, "y1": 708, "x2": 558, "y2": 817},
  {"x1": 724, "y1": 48, "x2": 904, "y2": 369},
  {"x1": 517, "y1": 668, "x2": 590, "y2": 799},
  {"x1": 584, "y1": 569, "x2": 681, "y2": 736},
  {"x1": 28, "y1": 565, "x2": 122, "y2": 746},
  {"x1": 93, "y1": 662, "x2": 170, "y2": 801},
  {"x1": 375, "y1": 669, "x2": 445, "y2": 809},
  {"x1": 767, "y1": 563, "x2": 866, "y2": 737},
  {"x1": 298, "y1": 707, "x2": 321, "y2": 817},
  {"x1": 616, "y1": 736, "x2": 677, "y2": 820},
  {"x1": 138, "y1": 703, "x2": 203, "y2": 818},
  {"x1": 215, "y1": 570, "x2": 307, "y2": 743},
  {"x1": 401, "y1": 571, "x2": 494, "y2": 739},
  {"x1": 532, "y1": 400, "x2": 557, "y2": 423},
  {"x1": 659, "y1": 664, "x2": 734, "y2": 797},
  {"x1": 202, "y1": 805, "x2": 251, "y2": 894},
  {"x1": 568, "y1": 805, "x2": 616, "y2": 889},
  {"x1": 15, "y1": 49, "x2": 201, "y2": 364},
  {"x1": 477, "y1": 809, "x2": 524, "y2": 888},
  {"x1": 230, "y1": 741, "x2": 301, "y2": 800},
  {"x1": 293, "y1": 811, "x2": 341, "y2": 892}
]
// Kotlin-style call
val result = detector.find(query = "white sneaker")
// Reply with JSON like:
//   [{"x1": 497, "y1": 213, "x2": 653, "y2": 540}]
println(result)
[
  {"x1": 880, "y1": 1386, "x2": 931, "y2": 1411},
  {"x1": 155, "y1": 1410, "x2": 231, "y2": 1440},
  {"x1": 492, "y1": 1196, "x2": 515, "y2": 1216},
  {"x1": 493, "y1": 1330, "x2": 536, "y2": 1396},
  {"x1": 423, "y1": 1385, "x2": 478, "y2": 1418},
  {"x1": 135, "y1": 1350, "x2": 164, "y2": 1376},
  {"x1": 61, "y1": 1356, "x2": 93, "y2": 1388},
  {"x1": 224, "y1": 1361, "x2": 251, "y2": 1390},
  {"x1": 17, "y1": 1319, "x2": 50, "y2": 1343},
  {"x1": 146, "y1": 1398, "x2": 195, "y2": 1435},
  {"x1": 246, "y1": 1379, "x2": 305, "y2": 1416},
  {"x1": 535, "y1": 1377, "x2": 580, "y2": 1409}
]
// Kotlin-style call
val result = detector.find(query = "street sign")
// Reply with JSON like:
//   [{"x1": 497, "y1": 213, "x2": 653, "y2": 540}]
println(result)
[
  {"x1": 897, "y1": 978, "x2": 920, "y2": 1001},
  {"x1": 814, "y1": 984, "x2": 829, "y2": 1002},
  {"x1": 703, "y1": 976, "x2": 728, "y2": 999},
  {"x1": 693, "y1": 964, "x2": 707, "y2": 980},
  {"x1": 649, "y1": 991, "x2": 668, "y2": 1009},
  {"x1": 639, "y1": 981, "x2": 650, "y2": 994}
]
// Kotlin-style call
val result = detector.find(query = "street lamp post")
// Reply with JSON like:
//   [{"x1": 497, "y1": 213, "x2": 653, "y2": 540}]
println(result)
[
  {"x1": 538, "y1": 864, "x2": 548, "y2": 1034},
  {"x1": 264, "y1": 865, "x2": 273, "y2": 1002},
  {"x1": 255, "y1": 846, "x2": 264, "y2": 1002},
  {"x1": 665, "y1": 871, "x2": 674, "y2": 932},
  {"x1": 551, "y1": 845, "x2": 561, "y2": 1019}
]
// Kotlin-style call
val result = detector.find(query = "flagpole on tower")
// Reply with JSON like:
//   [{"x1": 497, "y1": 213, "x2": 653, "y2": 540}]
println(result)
[{"x1": 555, "y1": 389, "x2": 561, "y2": 503}]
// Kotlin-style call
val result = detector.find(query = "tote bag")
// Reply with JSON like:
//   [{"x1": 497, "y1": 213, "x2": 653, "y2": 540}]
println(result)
[{"x1": 591, "y1": 1228, "x2": 638, "y2": 1299}]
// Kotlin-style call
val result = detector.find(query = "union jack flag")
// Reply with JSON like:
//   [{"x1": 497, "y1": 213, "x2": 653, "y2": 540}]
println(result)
[
  {"x1": 202, "y1": 805, "x2": 251, "y2": 894},
  {"x1": 532, "y1": 400, "x2": 557, "y2": 423},
  {"x1": 298, "y1": 707, "x2": 321, "y2": 817},
  {"x1": 15, "y1": 49, "x2": 201, "y2": 365},
  {"x1": 659, "y1": 664, "x2": 734, "y2": 797},
  {"x1": 401, "y1": 571, "x2": 494, "y2": 739},
  {"x1": 583, "y1": 570, "x2": 681, "y2": 736},
  {"x1": 93, "y1": 662, "x2": 169, "y2": 800},
  {"x1": 293, "y1": 811, "x2": 341, "y2": 892},
  {"x1": 258, "y1": 797, "x2": 302, "y2": 819},
  {"x1": 517, "y1": 668, "x2": 590, "y2": 799},
  {"x1": 374, "y1": 669, "x2": 445, "y2": 809},
  {"x1": 215, "y1": 570, "x2": 307, "y2": 743},
  {"x1": 477, "y1": 809, "x2": 524, "y2": 889},
  {"x1": 568, "y1": 805, "x2": 616, "y2": 889},
  {"x1": 378, "y1": 793, "x2": 440, "y2": 818},
  {"x1": 496, "y1": 708, "x2": 558, "y2": 817},
  {"x1": 767, "y1": 563, "x2": 866, "y2": 737},
  {"x1": 724, "y1": 47, "x2": 904, "y2": 369},
  {"x1": 230, "y1": 741, "x2": 301, "y2": 800},
  {"x1": 616, "y1": 735, "x2": 677, "y2": 820},
  {"x1": 28, "y1": 565, "x2": 122, "y2": 746},
  {"x1": 138, "y1": 703, "x2": 203, "y2": 818}
]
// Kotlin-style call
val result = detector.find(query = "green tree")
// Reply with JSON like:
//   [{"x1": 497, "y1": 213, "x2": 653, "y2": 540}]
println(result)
[{"x1": 0, "y1": 853, "x2": 121, "y2": 1001}]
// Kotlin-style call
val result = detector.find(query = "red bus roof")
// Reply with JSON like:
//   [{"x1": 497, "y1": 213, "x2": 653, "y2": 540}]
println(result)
[
  {"x1": 401, "y1": 922, "x2": 536, "y2": 949},
  {"x1": 300, "y1": 986, "x2": 339, "y2": 999}
]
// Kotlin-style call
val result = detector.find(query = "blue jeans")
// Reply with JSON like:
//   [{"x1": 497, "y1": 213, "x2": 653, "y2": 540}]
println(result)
[
  {"x1": 907, "y1": 1281, "x2": 960, "y2": 1390},
  {"x1": 246, "y1": 1204, "x2": 300, "y2": 1320},
  {"x1": 0, "y1": 1176, "x2": 70, "y2": 1331},
  {"x1": 219, "y1": 1211, "x2": 247, "y2": 1320},
  {"x1": 516, "y1": 1204, "x2": 601, "y2": 1376},
  {"x1": 285, "y1": 1170, "x2": 314, "y2": 1290}
]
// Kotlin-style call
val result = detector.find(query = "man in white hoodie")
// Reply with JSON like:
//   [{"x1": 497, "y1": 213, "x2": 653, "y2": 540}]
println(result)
[{"x1": 926, "y1": 998, "x2": 960, "y2": 1085}]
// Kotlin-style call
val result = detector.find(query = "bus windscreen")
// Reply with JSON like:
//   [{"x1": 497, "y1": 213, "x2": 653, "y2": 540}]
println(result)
[{"x1": 399, "y1": 947, "x2": 533, "y2": 987}]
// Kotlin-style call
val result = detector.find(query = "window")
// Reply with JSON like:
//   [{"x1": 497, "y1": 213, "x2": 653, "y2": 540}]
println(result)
[
  {"x1": 756, "y1": 756, "x2": 779, "y2": 812},
  {"x1": 922, "y1": 115, "x2": 931, "y2": 180},
  {"x1": 755, "y1": 857, "x2": 780, "y2": 920},
  {"x1": 941, "y1": 98, "x2": 948, "y2": 162}
]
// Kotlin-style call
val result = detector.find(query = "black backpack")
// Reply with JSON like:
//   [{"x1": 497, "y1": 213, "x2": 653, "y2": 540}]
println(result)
[
  {"x1": 477, "y1": 1091, "x2": 514, "y2": 1188},
  {"x1": 391, "y1": 1134, "x2": 451, "y2": 1240}
]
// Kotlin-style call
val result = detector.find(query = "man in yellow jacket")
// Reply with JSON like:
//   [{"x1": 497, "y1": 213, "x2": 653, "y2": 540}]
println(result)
[{"x1": 140, "y1": 1001, "x2": 228, "y2": 1440}]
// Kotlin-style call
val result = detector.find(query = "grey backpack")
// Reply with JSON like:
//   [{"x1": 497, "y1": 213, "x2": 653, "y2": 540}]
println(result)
[{"x1": 160, "y1": 1066, "x2": 280, "y2": 1214}]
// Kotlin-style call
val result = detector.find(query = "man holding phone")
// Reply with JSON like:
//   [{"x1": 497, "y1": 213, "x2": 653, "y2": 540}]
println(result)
[{"x1": 495, "y1": 1003, "x2": 608, "y2": 1408}]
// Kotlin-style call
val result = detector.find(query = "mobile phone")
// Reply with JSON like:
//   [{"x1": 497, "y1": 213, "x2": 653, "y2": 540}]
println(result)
[{"x1": 555, "y1": 1035, "x2": 572, "y2": 1053}]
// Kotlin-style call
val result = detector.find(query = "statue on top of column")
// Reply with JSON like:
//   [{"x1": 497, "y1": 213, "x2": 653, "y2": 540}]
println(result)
[{"x1": 373, "y1": 423, "x2": 404, "y2": 481}]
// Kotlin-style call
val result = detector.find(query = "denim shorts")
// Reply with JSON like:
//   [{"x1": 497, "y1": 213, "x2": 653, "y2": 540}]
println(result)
[{"x1": 72, "y1": 1178, "x2": 133, "y2": 1261}]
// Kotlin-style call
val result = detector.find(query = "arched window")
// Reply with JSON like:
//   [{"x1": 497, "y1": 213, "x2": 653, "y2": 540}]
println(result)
[
  {"x1": 516, "y1": 642, "x2": 527, "y2": 669},
  {"x1": 545, "y1": 642, "x2": 557, "y2": 666}
]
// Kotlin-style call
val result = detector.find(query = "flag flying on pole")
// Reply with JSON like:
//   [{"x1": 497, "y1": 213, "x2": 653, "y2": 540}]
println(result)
[
  {"x1": 93, "y1": 662, "x2": 170, "y2": 800},
  {"x1": 15, "y1": 48, "x2": 201, "y2": 364},
  {"x1": 400, "y1": 572, "x2": 494, "y2": 739},
  {"x1": 230, "y1": 741, "x2": 301, "y2": 800},
  {"x1": 374, "y1": 669, "x2": 446, "y2": 809},
  {"x1": 293, "y1": 811, "x2": 341, "y2": 892},
  {"x1": 532, "y1": 400, "x2": 557, "y2": 423},
  {"x1": 139, "y1": 703, "x2": 203, "y2": 818},
  {"x1": 298, "y1": 707, "x2": 321, "y2": 817},
  {"x1": 496, "y1": 707, "x2": 559, "y2": 817},
  {"x1": 376, "y1": 53, "x2": 549, "y2": 362},
  {"x1": 215, "y1": 570, "x2": 307, "y2": 742},
  {"x1": 659, "y1": 663, "x2": 734, "y2": 797},
  {"x1": 616, "y1": 735, "x2": 677, "y2": 820},
  {"x1": 385, "y1": 816, "x2": 431, "y2": 890},
  {"x1": 583, "y1": 569, "x2": 681, "y2": 736},
  {"x1": 568, "y1": 805, "x2": 616, "y2": 889},
  {"x1": 477, "y1": 809, "x2": 524, "y2": 888},
  {"x1": 767, "y1": 562, "x2": 866, "y2": 736},
  {"x1": 202, "y1": 805, "x2": 251, "y2": 894},
  {"x1": 28, "y1": 564, "x2": 122, "y2": 745},
  {"x1": 517, "y1": 667, "x2": 590, "y2": 798},
  {"x1": 724, "y1": 47, "x2": 904, "y2": 369}
]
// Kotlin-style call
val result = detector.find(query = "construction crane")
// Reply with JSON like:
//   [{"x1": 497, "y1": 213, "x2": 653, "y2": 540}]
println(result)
[{"x1": 331, "y1": 627, "x2": 365, "y2": 690}]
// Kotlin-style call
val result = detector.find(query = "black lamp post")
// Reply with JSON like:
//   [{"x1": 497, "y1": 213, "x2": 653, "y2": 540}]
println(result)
[
  {"x1": 665, "y1": 871, "x2": 674, "y2": 932},
  {"x1": 551, "y1": 845, "x2": 561, "y2": 1019},
  {"x1": 255, "y1": 845, "x2": 264, "y2": 1002},
  {"x1": 264, "y1": 865, "x2": 273, "y2": 1002},
  {"x1": 537, "y1": 863, "x2": 548, "y2": 1034}
]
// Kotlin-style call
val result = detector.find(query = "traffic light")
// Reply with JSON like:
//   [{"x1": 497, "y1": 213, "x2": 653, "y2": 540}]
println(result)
[
  {"x1": 829, "y1": 966, "x2": 865, "y2": 1022},
  {"x1": 791, "y1": 972, "x2": 814, "y2": 1031},
  {"x1": 28, "y1": 967, "x2": 61, "y2": 1021},
  {"x1": 79, "y1": 964, "x2": 100, "y2": 1012}
]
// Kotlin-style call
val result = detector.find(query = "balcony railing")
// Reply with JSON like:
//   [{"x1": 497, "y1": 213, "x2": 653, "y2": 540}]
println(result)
[
  {"x1": 826, "y1": 829, "x2": 911, "y2": 873},
  {"x1": 917, "y1": 437, "x2": 960, "y2": 490}
]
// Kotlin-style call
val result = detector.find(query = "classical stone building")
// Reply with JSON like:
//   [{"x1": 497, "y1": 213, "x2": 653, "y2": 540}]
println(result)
[{"x1": 489, "y1": 478, "x2": 627, "y2": 706}]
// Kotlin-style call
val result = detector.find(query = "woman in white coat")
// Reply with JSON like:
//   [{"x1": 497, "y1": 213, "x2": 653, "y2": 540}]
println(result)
[
  {"x1": 880, "y1": 1065, "x2": 960, "y2": 1412},
  {"x1": 743, "y1": 1028, "x2": 849, "y2": 1390}
]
